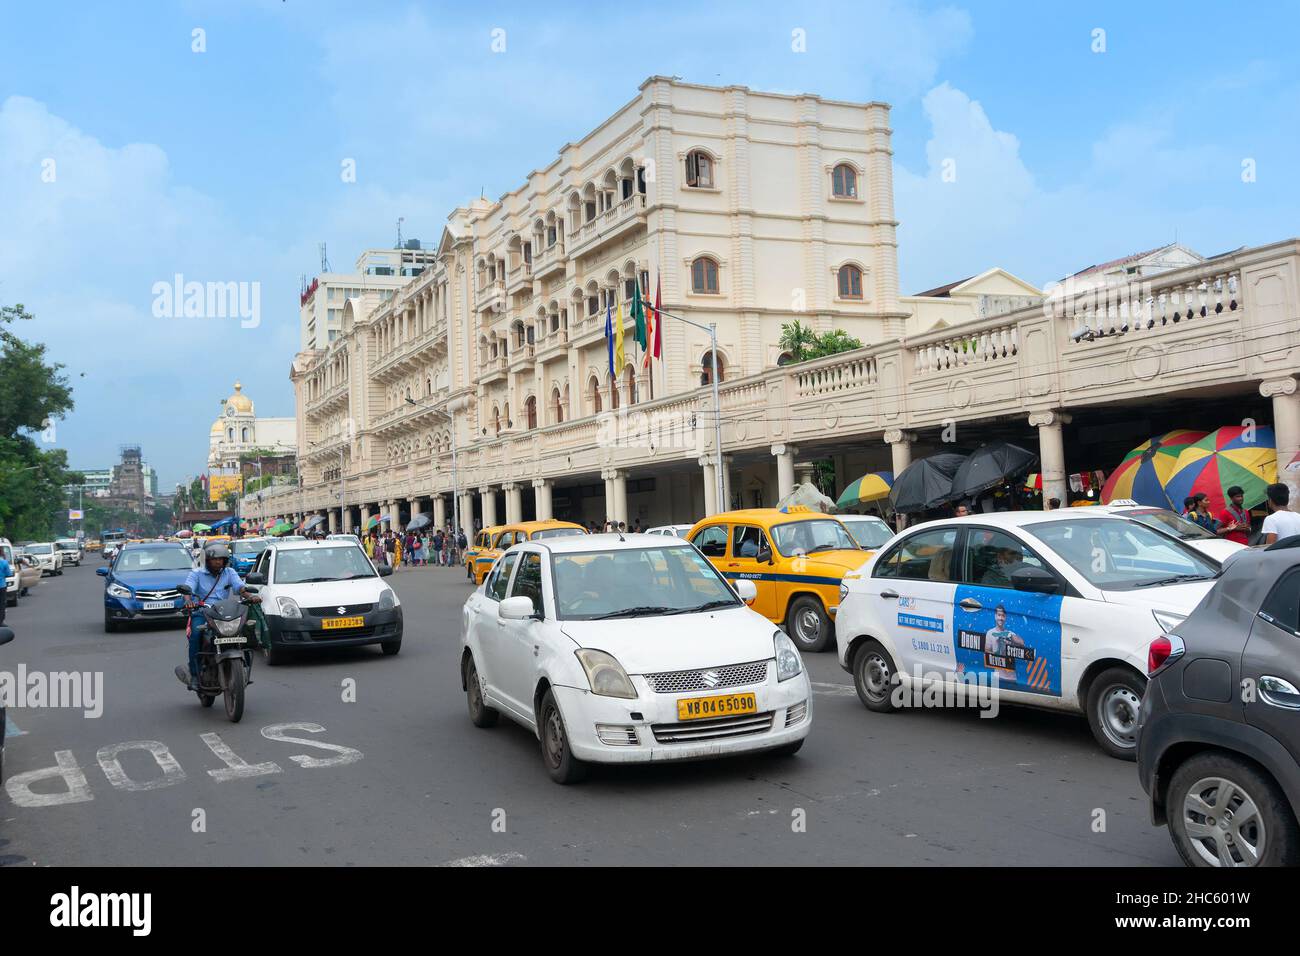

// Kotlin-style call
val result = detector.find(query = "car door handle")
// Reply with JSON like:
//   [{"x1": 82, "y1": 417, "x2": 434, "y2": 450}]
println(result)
[
  {"x1": 879, "y1": 589, "x2": 899, "y2": 600},
  {"x1": 1259, "y1": 675, "x2": 1300, "y2": 710},
  {"x1": 959, "y1": 598, "x2": 982, "y2": 612}
]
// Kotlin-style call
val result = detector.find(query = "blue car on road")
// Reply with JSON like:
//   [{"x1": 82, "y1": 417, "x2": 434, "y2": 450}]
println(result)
[
  {"x1": 231, "y1": 537, "x2": 269, "y2": 576},
  {"x1": 98, "y1": 543, "x2": 197, "y2": 633}
]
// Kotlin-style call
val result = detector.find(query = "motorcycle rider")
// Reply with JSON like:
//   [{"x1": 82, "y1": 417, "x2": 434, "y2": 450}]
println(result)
[{"x1": 175, "y1": 542, "x2": 260, "y2": 690}]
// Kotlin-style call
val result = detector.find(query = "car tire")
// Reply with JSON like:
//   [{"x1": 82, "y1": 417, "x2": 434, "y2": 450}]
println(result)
[
  {"x1": 465, "y1": 657, "x2": 499, "y2": 728},
  {"x1": 1167, "y1": 751, "x2": 1300, "y2": 867},
  {"x1": 538, "y1": 688, "x2": 587, "y2": 784},
  {"x1": 103, "y1": 613, "x2": 118, "y2": 634},
  {"x1": 380, "y1": 639, "x2": 401, "y2": 656},
  {"x1": 1085, "y1": 666, "x2": 1145, "y2": 760},
  {"x1": 852, "y1": 639, "x2": 899, "y2": 713},
  {"x1": 786, "y1": 595, "x2": 831, "y2": 652}
]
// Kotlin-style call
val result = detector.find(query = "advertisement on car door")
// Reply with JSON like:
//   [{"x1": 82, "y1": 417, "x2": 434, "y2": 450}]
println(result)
[{"x1": 952, "y1": 586, "x2": 1062, "y2": 696}]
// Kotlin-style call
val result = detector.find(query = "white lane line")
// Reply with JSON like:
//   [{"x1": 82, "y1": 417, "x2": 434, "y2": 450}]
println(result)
[
  {"x1": 438, "y1": 851, "x2": 526, "y2": 867},
  {"x1": 812, "y1": 681, "x2": 856, "y2": 697}
]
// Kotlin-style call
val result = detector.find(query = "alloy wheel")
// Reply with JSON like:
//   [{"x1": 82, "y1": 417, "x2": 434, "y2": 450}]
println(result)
[{"x1": 1182, "y1": 776, "x2": 1266, "y2": 866}]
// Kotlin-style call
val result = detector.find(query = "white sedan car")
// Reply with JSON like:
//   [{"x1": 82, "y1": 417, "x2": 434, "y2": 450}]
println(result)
[
  {"x1": 835, "y1": 511, "x2": 1222, "y2": 759},
  {"x1": 1089, "y1": 503, "x2": 1246, "y2": 563},
  {"x1": 460, "y1": 533, "x2": 812, "y2": 783},
  {"x1": 23, "y1": 542, "x2": 64, "y2": 576}
]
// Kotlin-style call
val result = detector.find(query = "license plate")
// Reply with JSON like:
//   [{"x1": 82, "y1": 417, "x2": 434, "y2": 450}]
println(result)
[
  {"x1": 322, "y1": 616, "x2": 364, "y2": 630},
  {"x1": 213, "y1": 636, "x2": 245, "y2": 645},
  {"x1": 676, "y1": 692, "x2": 758, "y2": 721},
  {"x1": 143, "y1": 600, "x2": 175, "y2": 610}
]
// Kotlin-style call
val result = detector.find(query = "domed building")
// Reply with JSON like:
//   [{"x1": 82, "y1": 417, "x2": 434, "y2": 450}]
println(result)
[{"x1": 207, "y1": 381, "x2": 297, "y2": 471}]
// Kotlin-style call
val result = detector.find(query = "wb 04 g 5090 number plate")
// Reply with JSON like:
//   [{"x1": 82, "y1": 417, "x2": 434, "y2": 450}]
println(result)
[{"x1": 676, "y1": 692, "x2": 758, "y2": 721}]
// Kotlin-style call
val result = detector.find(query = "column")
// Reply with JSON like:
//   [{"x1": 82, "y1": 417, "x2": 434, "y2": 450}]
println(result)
[
  {"x1": 360, "y1": 503, "x2": 371, "y2": 532},
  {"x1": 720, "y1": 455, "x2": 734, "y2": 511},
  {"x1": 884, "y1": 429, "x2": 915, "y2": 477},
  {"x1": 700, "y1": 457, "x2": 718, "y2": 517},
  {"x1": 611, "y1": 470, "x2": 628, "y2": 526},
  {"x1": 389, "y1": 499, "x2": 404, "y2": 532},
  {"x1": 1263, "y1": 377, "x2": 1300, "y2": 508},
  {"x1": 433, "y1": 495, "x2": 447, "y2": 530},
  {"x1": 409, "y1": 496, "x2": 423, "y2": 527},
  {"x1": 1029, "y1": 411, "x2": 1072, "y2": 508},
  {"x1": 458, "y1": 491, "x2": 475, "y2": 532},
  {"x1": 533, "y1": 478, "x2": 553, "y2": 521},
  {"x1": 772, "y1": 444, "x2": 797, "y2": 502},
  {"x1": 327, "y1": 509, "x2": 339, "y2": 533},
  {"x1": 479, "y1": 486, "x2": 497, "y2": 527},
  {"x1": 795, "y1": 462, "x2": 815, "y2": 488},
  {"x1": 504, "y1": 482, "x2": 523, "y2": 524}
]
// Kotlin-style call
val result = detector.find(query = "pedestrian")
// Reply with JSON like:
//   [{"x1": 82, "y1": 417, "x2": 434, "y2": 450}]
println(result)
[
  {"x1": 953, "y1": 502, "x2": 970, "y2": 517},
  {"x1": 433, "y1": 529, "x2": 444, "y2": 566},
  {"x1": 0, "y1": 547, "x2": 9, "y2": 626},
  {"x1": 1261, "y1": 482, "x2": 1300, "y2": 545},
  {"x1": 1216, "y1": 485, "x2": 1252, "y2": 546}
]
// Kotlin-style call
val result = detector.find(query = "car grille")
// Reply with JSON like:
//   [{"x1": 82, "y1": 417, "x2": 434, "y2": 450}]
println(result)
[
  {"x1": 306, "y1": 603, "x2": 375, "y2": 617},
  {"x1": 643, "y1": 659, "x2": 770, "y2": 694},
  {"x1": 136, "y1": 589, "x2": 181, "y2": 601},
  {"x1": 785, "y1": 700, "x2": 808, "y2": 727},
  {"x1": 651, "y1": 711, "x2": 774, "y2": 744}
]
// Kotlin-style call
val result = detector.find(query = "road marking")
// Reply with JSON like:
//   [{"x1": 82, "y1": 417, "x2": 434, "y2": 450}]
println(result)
[
  {"x1": 5, "y1": 750, "x2": 94, "y2": 807},
  {"x1": 812, "y1": 681, "x2": 856, "y2": 697},
  {"x1": 4, "y1": 718, "x2": 23, "y2": 737},
  {"x1": 261, "y1": 722, "x2": 364, "y2": 768},
  {"x1": 439, "y1": 852, "x2": 526, "y2": 867},
  {"x1": 97, "y1": 741, "x2": 187, "y2": 792},
  {"x1": 200, "y1": 732, "x2": 282, "y2": 782}
]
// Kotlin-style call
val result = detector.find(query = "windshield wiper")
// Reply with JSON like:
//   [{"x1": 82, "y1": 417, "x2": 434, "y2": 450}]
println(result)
[
  {"x1": 589, "y1": 605, "x2": 675, "y2": 620},
  {"x1": 806, "y1": 543, "x2": 838, "y2": 554},
  {"x1": 1131, "y1": 573, "x2": 1213, "y2": 588},
  {"x1": 663, "y1": 599, "x2": 738, "y2": 615}
]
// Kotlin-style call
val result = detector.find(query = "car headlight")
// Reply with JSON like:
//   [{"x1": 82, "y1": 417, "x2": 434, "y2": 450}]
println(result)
[
  {"x1": 574, "y1": 648, "x2": 638, "y2": 699},
  {"x1": 277, "y1": 596, "x2": 303, "y2": 618},
  {"x1": 839, "y1": 583, "x2": 849, "y2": 602},
  {"x1": 212, "y1": 617, "x2": 243, "y2": 637},
  {"x1": 107, "y1": 583, "x2": 132, "y2": 599},
  {"x1": 1152, "y1": 609, "x2": 1187, "y2": 633},
  {"x1": 378, "y1": 588, "x2": 397, "y2": 610},
  {"x1": 774, "y1": 630, "x2": 803, "y2": 682}
]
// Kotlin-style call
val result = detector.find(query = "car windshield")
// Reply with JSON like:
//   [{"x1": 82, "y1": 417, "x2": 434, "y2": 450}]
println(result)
[
  {"x1": 771, "y1": 519, "x2": 857, "y2": 556},
  {"x1": 26, "y1": 543, "x2": 52, "y2": 554},
  {"x1": 530, "y1": 527, "x2": 585, "y2": 540},
  {"x1": 837, "y1": 516, "x2": 893, "y2": 549},
  {"x1": 55, "y1": 539, "x2": 78, "y2": 548},
  {"x1": 233, "y1": 540, "x2": 268, "y2": 555},
  {"x1": 1025, "y1": 517, "x2": 1219, "y2": 590},
  {"x1": 1124, "y1": 508, "x2": 1214, "y2": 541},
  {"x1": 552, "y1": 545, "x2": 740, "y2": 620},
  {"x1": 116, "y1": 548, "x2": 194, "y2": 572},
  {"x1": 274, "y1": 546, "x2": 376, "y2": 584}
]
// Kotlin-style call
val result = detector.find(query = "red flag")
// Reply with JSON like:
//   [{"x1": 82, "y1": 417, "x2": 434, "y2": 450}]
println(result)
[
  {"x1": 642, "y1": 284, "x2": 654, "y2": 369},
  {"x1": 651, "y1": 275, "x2": 662, "y2": 359}
]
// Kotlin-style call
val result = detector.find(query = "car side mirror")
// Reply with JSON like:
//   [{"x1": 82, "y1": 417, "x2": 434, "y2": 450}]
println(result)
[
  {"x1": 499, "y1": 595, "x2": 537, "y2": 620},
  {"x1": 377, "y1": 564, "x2": 393, "y2": 577},
  {"x1": 176, "y1": 583, "x2": 193, "y2": 596},
  {"x1": 96, "y1": 567, "x2": 108, "y2": 576},
  {"x1": 734, "y1": 579, "x2": 758, "y2": 605},
  {"x1": 0, "y1": 626, "x2": 14, "y2": 647},
  {"x1": 245, "y1": 573, "x2": 265, "y2": 585},
  {"x1": 1011, "y1": 566, "x2": 1061, "y2": 595},
  {"x1": 756, "y1": 547, "x2": 773, "y2": 564}
]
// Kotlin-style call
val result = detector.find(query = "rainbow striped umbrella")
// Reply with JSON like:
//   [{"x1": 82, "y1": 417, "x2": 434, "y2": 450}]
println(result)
[
  {"x1": 1165, "y1": 425, "x2": 1277, "y2": 515},
  {"x1": 836, "y1": 471, "x2": 894, "y2": 509},
  {"x1": 1100, "y1": 429, "x2": 1207, "y2": 508}
]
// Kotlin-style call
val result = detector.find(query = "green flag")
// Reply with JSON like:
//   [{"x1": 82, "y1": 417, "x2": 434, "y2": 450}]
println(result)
[{"x1": 632, "y1": 280, "x2": 647, "y2": 349}]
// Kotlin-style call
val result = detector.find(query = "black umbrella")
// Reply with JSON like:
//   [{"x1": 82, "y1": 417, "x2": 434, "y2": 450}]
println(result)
[
  {"x1": 406, "y1": 513, "x2": 432, "y2": 531},
  {"x1": 302, "y1": 514, "x2": 326, "y2": 531},
  {"x1": 888, "y1": 452, "x2": 969, "y2": 514},
  {"x1": 950, "y1": 442, "x2": 1038, "y2": 500}
]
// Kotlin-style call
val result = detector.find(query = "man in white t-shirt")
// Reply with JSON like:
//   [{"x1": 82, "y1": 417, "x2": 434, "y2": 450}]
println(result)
[{"x1": 1260, "y1": 483, "x2": 1300, "y2": 545}]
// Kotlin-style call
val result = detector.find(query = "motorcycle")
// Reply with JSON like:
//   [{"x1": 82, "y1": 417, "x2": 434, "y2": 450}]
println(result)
[{"x1": 177, "y1": 583, "x2": 260, "y2": 722}]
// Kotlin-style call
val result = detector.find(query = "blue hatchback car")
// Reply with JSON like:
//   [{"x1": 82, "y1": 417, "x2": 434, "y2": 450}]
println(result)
[
  {"x1": 230, "y1": 537, "x2": 269, "y2": 576},
  {"x1": 98, "y1": 543, "x2": 196, "y2": 632}
]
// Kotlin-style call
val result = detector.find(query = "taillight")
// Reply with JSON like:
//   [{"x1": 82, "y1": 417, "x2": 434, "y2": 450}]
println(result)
[{"x1": 1147, "y1": 634, "x2": 1185, "y2": 675}]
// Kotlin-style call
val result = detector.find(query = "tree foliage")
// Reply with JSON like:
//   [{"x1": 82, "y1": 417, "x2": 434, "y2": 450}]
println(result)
[{"x1": 779, "y1": 320, "x2": 864, "y2": 363}]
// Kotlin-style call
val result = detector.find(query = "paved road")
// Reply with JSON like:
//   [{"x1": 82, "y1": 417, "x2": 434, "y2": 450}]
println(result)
[{"x1": 0, "y1": 560, "x2": 1180, "y2": 866}]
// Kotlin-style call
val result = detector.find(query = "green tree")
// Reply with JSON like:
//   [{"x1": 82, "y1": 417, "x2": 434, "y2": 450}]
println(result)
[
  {"x1": 808, "y1": 329, "x2": 863, "y2": 359},
  {"x1": 778, "y1": 320, "x2": 818, "y2": 363}
]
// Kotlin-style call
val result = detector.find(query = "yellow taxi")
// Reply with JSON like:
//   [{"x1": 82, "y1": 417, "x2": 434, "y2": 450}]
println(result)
[
  {"x1": 467, "y1": 519, "x2": 588, "y2": 585},
  {"x1": 687, "y1": 506, "x2": 871, "y2": 651}
]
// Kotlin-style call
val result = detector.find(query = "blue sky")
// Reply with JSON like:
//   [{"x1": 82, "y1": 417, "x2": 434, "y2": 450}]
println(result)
[{"x1": 2, "y1": 0, "x2": 1297, "y2": 489}]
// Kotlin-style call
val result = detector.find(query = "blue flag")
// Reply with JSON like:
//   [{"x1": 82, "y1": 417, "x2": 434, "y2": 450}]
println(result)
[{"x1": 605, "y1": 302, "x2": 614, "y2": 377}]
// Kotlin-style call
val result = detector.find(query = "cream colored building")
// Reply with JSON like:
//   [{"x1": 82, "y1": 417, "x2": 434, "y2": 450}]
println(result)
[
  {"x1": 245, "y1": 78, "x2": 1300, "y2": 533},
  {"x1": 207, "y1": 381, "x2": 297, "y2": 471}
]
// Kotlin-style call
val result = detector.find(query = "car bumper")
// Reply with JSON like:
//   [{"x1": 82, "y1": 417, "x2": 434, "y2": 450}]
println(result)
[
  {"x1": 265, "y1": 606, "x2": 403, "y2": 648},
  {"x1": 552, "y1": 672, "x2": 813, "y2": 765},
  {"x1": 104, "y1": 596, "x2": 188, "y2": 623}
]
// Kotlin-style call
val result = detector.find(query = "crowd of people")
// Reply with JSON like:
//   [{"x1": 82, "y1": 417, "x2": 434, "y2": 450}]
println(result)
[{"x1": 345, "y1": 527, "x2": 470, "y2": 569}]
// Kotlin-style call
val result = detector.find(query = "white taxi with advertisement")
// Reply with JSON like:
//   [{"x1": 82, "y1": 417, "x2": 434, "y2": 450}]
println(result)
[
  {"x1": 245, "y1": 539, "x2": 402, "y2": 664},
  {"x1": 460, "y1": 533, "x2": 812, "y2": 783},
  {"x1": 835, "y1": 511, "x2": 1222, "y2": 759}
]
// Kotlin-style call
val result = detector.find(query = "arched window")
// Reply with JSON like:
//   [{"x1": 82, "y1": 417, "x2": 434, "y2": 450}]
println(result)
[
  {"x1": 493, "y1": 405, "x2": 501, "y2": 436},
  {"x1": 684, "y1": 150, "x2": 714, "y2": 188},
  {"x1": 551, "y1": 387, "x2": 564, "y2": 424},
  {"x1": 240, "y1": 427, "x2": 249, "y2": 442},
  {"x1": 700, "y1": 351, "x2": 726, "y2": 387},
  {"x1": 588, "y1": 376, "x2": 602, "y2": 414},
  {"x1": 525, "y1": 396, "x2": 537, "y2": 430},
  {"x1": 691, "y1": 257, "x2": 719, "y2": 294},
  {"x1": 227, "y1": 428, "x2": 234, "y2": 442},
  {"x1": 609, "y1": 374, "x2": 620, "y2": 410},
  {"x1": 837, "y1": 264, "x2": 864, "y2": 299},
  {"x1": 623, "y1": 364, "x2": 637, "y2": 405},
  {"x1": 832, "y1": 164, "x2": 858, "y2": 198}
]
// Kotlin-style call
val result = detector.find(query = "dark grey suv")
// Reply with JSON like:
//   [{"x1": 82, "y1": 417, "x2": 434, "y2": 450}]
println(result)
[{"x1": 1138, "y1": 540, "x2": 1300, "y2": 866}]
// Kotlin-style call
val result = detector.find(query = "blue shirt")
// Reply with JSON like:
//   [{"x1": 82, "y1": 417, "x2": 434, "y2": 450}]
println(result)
[
  {"x1": 184, "y1": 566, "x2": 244, "y2": 603},
  {"x1": 0, "y1": 557, "x2": 11, "y2": 583}
]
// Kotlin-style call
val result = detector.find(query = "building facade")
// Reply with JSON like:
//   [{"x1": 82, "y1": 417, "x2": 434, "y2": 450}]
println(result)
[
  {"x1": 207, "y1": 381, "x2": 297, "y2": 471},
  {"x1": 300, "y1": 246, "x2": 439, "y2": 351}
]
